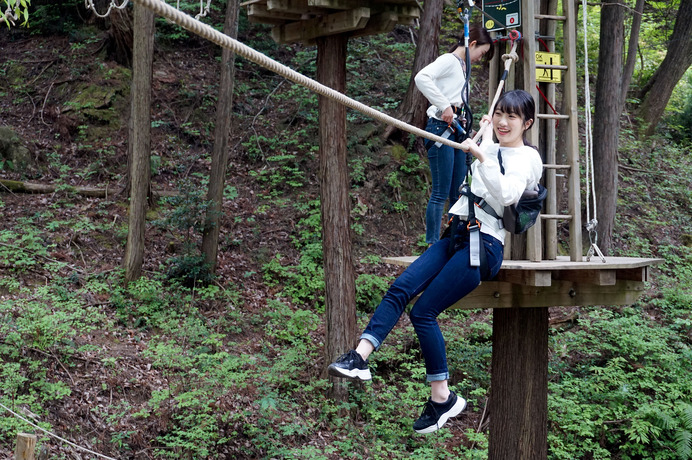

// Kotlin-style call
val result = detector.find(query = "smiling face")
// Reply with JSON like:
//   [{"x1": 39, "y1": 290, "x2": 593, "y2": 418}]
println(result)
[{"x1": 492, "y1": 108, "x2": 533, "y2": 148}]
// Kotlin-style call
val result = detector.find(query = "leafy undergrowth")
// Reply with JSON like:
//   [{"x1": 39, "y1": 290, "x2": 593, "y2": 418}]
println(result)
[{"x1": 1, "y1": 9, "x2": 691, "y2": 460}]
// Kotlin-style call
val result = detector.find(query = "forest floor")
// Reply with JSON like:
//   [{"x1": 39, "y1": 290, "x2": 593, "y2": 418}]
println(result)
[{"x1": 0, "y1": 19, "x2": 686, "y2": 460}]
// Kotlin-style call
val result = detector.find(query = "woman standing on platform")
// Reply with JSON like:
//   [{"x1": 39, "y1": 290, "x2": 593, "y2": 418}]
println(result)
[
  {"x1": 327, "y1": 90, "x2": 543, "y2": 435},
  {"x1": 415, "y1": 25, "x2": 493, "y2": 246}
]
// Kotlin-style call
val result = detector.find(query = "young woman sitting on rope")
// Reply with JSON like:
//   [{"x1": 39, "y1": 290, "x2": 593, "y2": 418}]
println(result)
[
  {"x1": 328, "y1": 90, "x2": 543, "y2": 434},
  {"x1": 414, "y1": 24, "x2": 493, "y2": 246}
]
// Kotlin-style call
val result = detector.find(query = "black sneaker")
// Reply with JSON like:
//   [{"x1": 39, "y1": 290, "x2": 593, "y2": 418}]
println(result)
[
  {"x1": 327, "y1": 350, "x2": 372, "y2": 380},
  {"x1": 413, "y1": 391, "x2": 466, "y2": 434}
]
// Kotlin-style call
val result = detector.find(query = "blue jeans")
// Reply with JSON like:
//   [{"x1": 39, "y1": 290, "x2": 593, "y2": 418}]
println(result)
[
  {"x1": 424, "y1": 118, "x2": 468, "y2": 245},
  {"x1": 360, "y1": 232, "x2": 503, "y2": 382}
]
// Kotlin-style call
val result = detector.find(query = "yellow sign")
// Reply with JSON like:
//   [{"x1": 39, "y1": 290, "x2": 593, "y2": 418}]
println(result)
[{"x1": 535, "y1": 52, "x2": 562, "y2": 83}]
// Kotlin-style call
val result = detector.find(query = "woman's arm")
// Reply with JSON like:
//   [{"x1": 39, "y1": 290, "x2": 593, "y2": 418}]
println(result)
[{"x1": 414, "y1": 54, "x2": 460, "y2": 119}]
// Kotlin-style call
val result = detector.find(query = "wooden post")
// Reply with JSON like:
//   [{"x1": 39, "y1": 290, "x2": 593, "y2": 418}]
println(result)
[
  {"x1": 489, "y1": 307, "x2": 548, "y2": 459},
  {"x1": 316, "y1": 33, "x2": 357, "y2": 399},
  {"x1": 15, "y1": 433, "x2": 37, "y2": 460}
]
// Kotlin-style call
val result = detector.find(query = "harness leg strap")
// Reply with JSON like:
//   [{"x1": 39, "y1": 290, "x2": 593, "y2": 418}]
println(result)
[{"x1": 468, "y1": 222, "x2": 481, "y2": 267}]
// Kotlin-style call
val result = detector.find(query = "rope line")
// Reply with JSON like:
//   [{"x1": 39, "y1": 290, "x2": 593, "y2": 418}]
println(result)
[
  {"x1": 582, "y1": 0, "x2": 596, "y2": 224},
  {"x1": 0, "y1": 402, "x2": 118, "y2": 460},
  {"x1": 0, "y1": 0, "x2": 21, "y2": 25},
  {"x1": 84, "y1": 0, "x2": 130, "y2": 19},
  {"x1": 581, "y1": 0, "x2": 605, "y2": 262},
  {"x1": 130, "y1": 0, "x2": 468, "y2": 151}
]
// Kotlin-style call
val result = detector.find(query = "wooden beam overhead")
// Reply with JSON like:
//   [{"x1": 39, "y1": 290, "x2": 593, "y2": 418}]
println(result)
[
  {"x1": 248, "y1": 3, "x2": 302, "y2": 21},
  {"x1": 350, "y1": 12, "x2": 399, "y2": 38},
  {"x1": 308, "y1": 0, "x2": 363, "y2": 10},
  {"x1": 267, "y1": 0, "x2": 325, "y2": 15},
  {"x1": 272, "y1": 7, "x2": 370, "y2": 43}
]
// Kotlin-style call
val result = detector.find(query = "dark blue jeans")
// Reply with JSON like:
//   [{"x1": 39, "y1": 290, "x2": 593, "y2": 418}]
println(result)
[
  {"x1": 424, "y1": 118, "x2": 468, "y2": 245},
  {"x1": 360, "y1": 233, "x2": 503, "y2": 382}
]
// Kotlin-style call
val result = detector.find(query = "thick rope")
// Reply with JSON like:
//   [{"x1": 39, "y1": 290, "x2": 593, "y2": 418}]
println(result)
[
  {"x1": 0, "y1": 0, "x2": 21, "y2": 25},
  {"x1": 130, "y1": 0, "x2": 467, "y2": 150},
  {"x1": 84, "y1": 0, "x2": 130, "y2": 19}
]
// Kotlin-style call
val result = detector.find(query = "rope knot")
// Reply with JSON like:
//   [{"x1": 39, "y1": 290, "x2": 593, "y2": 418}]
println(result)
[{"x1": 502, "y1": 52, "x2": 519, "y2": 63}]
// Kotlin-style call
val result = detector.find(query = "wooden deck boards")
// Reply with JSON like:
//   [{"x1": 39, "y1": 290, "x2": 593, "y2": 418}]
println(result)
[{"x1": 379, "y1": 255, "x2": 663, "y2": 309}]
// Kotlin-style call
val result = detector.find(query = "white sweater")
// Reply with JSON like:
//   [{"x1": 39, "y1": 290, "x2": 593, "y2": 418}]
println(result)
[
  {"x1": 414, "y1": 53, "x2": 466, "y2": 120},
  {"x1": 448, "y1": 143, "x2": 544, "y2": 244}
]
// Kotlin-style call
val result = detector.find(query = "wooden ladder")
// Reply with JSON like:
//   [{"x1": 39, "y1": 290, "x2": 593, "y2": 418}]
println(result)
[{"x1": 517, "y1": 0, "x2": 583, "y2": 262}]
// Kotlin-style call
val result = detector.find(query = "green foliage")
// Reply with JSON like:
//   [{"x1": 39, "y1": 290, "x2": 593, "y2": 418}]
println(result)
[
  {"x1": 154, "y1": 178, "x2": 217, "y2": 286},
  {"x1": 2, "y1": 0, "x2": 30, "y2": 29},
  {"x1": 548, "y1": 307, "x2": 692, "y2": 459}
]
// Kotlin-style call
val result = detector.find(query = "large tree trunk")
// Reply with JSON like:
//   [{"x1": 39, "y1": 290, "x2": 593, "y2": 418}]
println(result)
[
  {"x1": 638, "y1": 0, "x2": 692, "y2": 136},
  {"x1": 489, "y1": 307, "x2": 548, "y2": 460},
  {"x1": 591, "y1": 2, "x2": 624, "y2": 255},
  {"x1": 202, "y1": 0, "x2": 239, "y2": 272},
  {"x1": 382, "y1": 0, "x2": 442, "y2": 150},
  {"x1": 123, "y1": 5, "x2": 154, "y2": 283},
  {"x1": 317, "y1": 34, "x2": 356, "y2": 400}
]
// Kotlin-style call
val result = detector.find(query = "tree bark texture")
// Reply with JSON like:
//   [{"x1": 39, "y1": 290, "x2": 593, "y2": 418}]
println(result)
[
  {"x1": 123, "y1": 5, "x2": 154, "y2": 283},
  {"x1": 317, "y1": 34, "x2": 356, "y2": 399},
  {"x1": 202, "y1": 0, "x2": 239, "y2": 272},
  {"x1": 489, "y1": 307, "x2": 549, "y2": 460},
  {"x1": 620, "y1": 0, "x2": 644, "y2": 107},
  {"x1": 383, "y1": 0, "x2": 442, "y2": 148},
  {"x1": 592, "y1": 2, "x2": 624, "y2": 255},
  {"x1": 638, "y1": 0, "x2": 692, "y2": 136}
]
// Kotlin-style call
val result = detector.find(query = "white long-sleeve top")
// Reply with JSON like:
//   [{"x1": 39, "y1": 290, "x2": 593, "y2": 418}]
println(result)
[
  {"x1": 448, "y1": 143, "x2": 544, "y2": 244},
  {"x1": 414, "y1": 53, "x2": 466, "y2": 120}
]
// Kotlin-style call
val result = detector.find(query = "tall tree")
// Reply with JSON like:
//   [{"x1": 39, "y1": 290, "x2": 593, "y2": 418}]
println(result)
[
  {"x1": 202, "y1": 0, "x2": 239, "y2": 272},
  {"x1": 317, "y1": 34, "x2": 356, "y2": 400},
  {"x1": 592, "y1": 1, "x2": 624, "y2": 254},
  {"x1": 123, "y1": 4, "x2": 155, "y2": 283},
  {"x1": 383, "y1": 0, "x2": 442, "y2": 148},
  {"x1": 638, "y1": 0, "x2": 692, "y2": 136},
  {"x1": 620, "y1": 0, "x2": 644, "y2": 106}
]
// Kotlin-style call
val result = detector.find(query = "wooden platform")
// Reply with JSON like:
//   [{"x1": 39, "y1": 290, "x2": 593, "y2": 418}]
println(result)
[
  {"x1": 381, "y1": 255, "x2": 663, "y2": 309},
  {"x1": 242, "y1": 0, "x2": 420, "y2": 44}
]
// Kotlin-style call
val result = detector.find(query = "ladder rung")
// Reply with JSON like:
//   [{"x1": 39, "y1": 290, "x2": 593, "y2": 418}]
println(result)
[
  {"x1": 540, "y1": 214, "x2": 573, "y2": 220},
  {"x1": 535, "y1": 14, "x2": 566, "y2": 21},
  {"x1": 543, "y1": 164, "x2": 571, "y2": 170},
  {"x1": 537, "y1": 113, "x2": 570, "y2": 120},
  {"x1": 536, "y1": 64, "x2": 569, "y2": 71}
]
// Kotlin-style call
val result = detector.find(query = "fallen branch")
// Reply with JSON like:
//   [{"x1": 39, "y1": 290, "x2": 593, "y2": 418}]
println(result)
[{"x1": 0, "y1": 179, "x2": 177, "y2": 198}]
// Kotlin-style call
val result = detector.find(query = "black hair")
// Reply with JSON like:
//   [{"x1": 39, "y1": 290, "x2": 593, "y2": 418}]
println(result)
[
  {"x1": 449, "y1": 25, "x2": 495, "y2": 63},
  {"x1": 494, "y1": 90, "x2": 536, "y2": 145}
]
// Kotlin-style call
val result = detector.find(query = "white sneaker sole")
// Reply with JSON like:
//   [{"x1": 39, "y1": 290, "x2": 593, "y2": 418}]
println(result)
[
  {"x1": 414, "y1": 396, "x2": 467, "y2": 434},
  {"x1": 327, "y1": 365, "x2": 372, "y2": 380}
]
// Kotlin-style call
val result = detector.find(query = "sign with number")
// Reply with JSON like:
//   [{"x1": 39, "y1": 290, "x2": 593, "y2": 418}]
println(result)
[
  {"x1": 535, "y1": 52, "x2": 562, "y2": 83},
  {"x1": 482, "y1": 0, "x2": 521, "y2": 32}
]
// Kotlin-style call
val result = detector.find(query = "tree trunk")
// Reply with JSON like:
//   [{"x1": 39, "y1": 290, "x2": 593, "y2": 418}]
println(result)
[
  {"x1": 620, "y1": 0, "x2": 644, "y2": 107},
  {"x1": 123, "y1": 5, "x2": 154, "y2": 283},
  {"x1": 107, "y1": 7, "x2": 134, "y2": 67},
  {"x1": 202, "y1": 0, "x2": 239, "y2": 272},
  {"x1": 382, "y1": 0, "x2": 442, "y2": 150},
  {"x1": 638, "y1": 0, "x2": 692, "y2": 136},
  {"x1": 489, "y1": 307, "x2": 549, "y2": 460},
  {"x1": 317, "y1": 34, "x2": 356, "y2": 400},
  {"x1": 591, "y1": 2, "x2": 624, "y2": 255}
]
